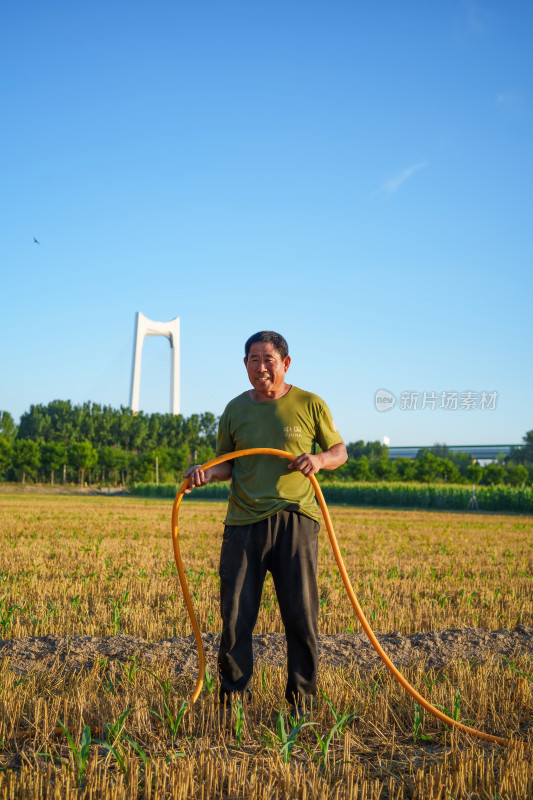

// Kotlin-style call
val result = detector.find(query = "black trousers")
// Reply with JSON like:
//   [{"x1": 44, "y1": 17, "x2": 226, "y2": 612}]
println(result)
[{"x1": 217, "y1": 507, "x2": 319, "y2": 705}]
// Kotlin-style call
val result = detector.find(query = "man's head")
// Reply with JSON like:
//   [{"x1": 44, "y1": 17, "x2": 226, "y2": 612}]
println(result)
[
  {"x1": 244, "y1": 331, "x2": 289, "y2": 361},
  {"x1": 244, "y1": 331, "x2": 291, "y2": 401}
]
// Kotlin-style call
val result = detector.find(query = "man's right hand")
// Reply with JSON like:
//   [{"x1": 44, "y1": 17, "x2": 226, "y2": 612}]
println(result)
[
  {"x1": 183, "y1": 465, "x2": 213, "y2": 493},
  {"x1": 183, "y1": 460, "x2": 233, "y2": 493}
]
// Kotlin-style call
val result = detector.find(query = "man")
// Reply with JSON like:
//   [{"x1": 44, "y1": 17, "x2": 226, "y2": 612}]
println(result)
[{"x1": 184, "y1": 331, "x2": 347, "y2": 710}]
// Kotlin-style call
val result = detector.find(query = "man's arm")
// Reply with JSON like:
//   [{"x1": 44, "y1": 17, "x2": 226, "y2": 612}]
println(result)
[
  {"x1": 287, "y1": 442, "x2": 348, "y2": 478},
  {"x1": 183, "y1": 461, "x2": 233, "y2": 493}
]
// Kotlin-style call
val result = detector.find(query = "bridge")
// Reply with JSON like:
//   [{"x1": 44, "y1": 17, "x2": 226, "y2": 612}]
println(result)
[{"x1": 387, "y1": 444, "x2": 519, "y2": 461}]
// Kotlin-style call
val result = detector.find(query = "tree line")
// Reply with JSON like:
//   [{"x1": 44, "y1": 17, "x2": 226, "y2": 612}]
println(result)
[
  {"x1": 0, "y1": 402, "x2": 217, "y2": 485},
  {"x1": 318, "y1": 435, "x2": 533, "y2": 487},
  {"x1": 0, "y1": 403, "x2": 531, "y2": 487}
]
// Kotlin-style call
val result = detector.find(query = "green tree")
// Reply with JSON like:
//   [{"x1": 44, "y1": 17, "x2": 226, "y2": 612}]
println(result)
[
  {"x1": 392, "y1": 458, "x2": 416, "y2": 481},
  {"x1": 481, "y1": 463, "x2": 505, "y2": 486},
  {"x1": 0, "y1": 411, "x2": 18, "y2": 445},
  {"x1": 436, "y1": 458, "x2": 461, "y2": 483},
  {"x1": 68, "y1": 442, "x2": 98, "y2": 485},
  {"x1": 152, "y1": 447, "x2": 173, "y2": 483},
  {"x1": 347, "y1": 440, "x2": 388, "y2": 462},
  {"x1": 345, "y1": 456, "x2": 371, "y2": 481},
  {"x1": 169, "y1": 444, "x2": 191, "y2": 481},
  {"x1": 194, "y1": 443, "x2": 216, "y2": 466},
  {"x1": 523, "y1": 430, "x2": 533, "y2": 464},
  {"x1": 199, "y1": 412, "x2": 218, "y2": 449},
  {"x1": 504, "y1": 464, "x2": 528, "y2": 486},
  {"x1": 129, "y1": 451, "x2": 151, "y2": 483},
  {"x1": 448, "y1": 451, "x2": 475, "y2": 479},
  {"x1": 507, "y1": 430, "x2": 533, "y2": 466},
  {"x1": 430, "y1": 443, "x2": 450, "y2": 459},
  {"x1": 41, "y1": 442, "x2": 67, "y2": 485},
  {"x1": 346, "y1": 440, "x2": 365, "y2": 460},
  {"x1": 161, "y1": 413, "x2": 185, "y2": 450},
  {"x1": 0, "y1": 437, "x2": 13, "y2": 479},
  {"x1": 98, "y1": 446, "x2": 125, "y2": 484},
  {"x1": 415, "y1": 451, "x2": 440, "y2": 483},
  {"x1": 12, "y1": 440, "x2": 41, "y2": 484},
  {"x1": 117, "y1": 449, "x2": 132, "y2": 484},
  {"x1": 18, "y1": 403, "x2": 56, "y2": 442},
  {"x1": 373, "y1": 457, "x2": 393, "y2": 480},
  {"x1": 465, "y1": 464, "x2": 483, "y2": 484}
]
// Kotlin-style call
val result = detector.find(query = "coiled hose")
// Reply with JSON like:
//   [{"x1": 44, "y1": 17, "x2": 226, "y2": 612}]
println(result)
[{"x1": 171, "y1": 447, "x2": 509, "y2": 746}]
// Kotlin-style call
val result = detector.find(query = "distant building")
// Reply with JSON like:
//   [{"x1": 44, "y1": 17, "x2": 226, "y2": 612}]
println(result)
[{"x1": 387, "y1": 445, "x2": 517, "y2": 462}]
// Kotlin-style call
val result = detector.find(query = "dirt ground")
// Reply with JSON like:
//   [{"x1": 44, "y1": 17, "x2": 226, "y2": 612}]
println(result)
[{"x1": 1, "y1": 625, "x2": 531, "y2": 678}]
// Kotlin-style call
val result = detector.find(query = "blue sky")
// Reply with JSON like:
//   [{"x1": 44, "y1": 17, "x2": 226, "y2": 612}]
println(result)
[{"x1": 1, "y1": 1, "x2": 531, "y2": 447}]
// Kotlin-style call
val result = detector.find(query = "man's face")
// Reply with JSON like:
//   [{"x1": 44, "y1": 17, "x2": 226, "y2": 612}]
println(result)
[{"x1": 244, "y1": 342, "x2": 291, "y2": 399}]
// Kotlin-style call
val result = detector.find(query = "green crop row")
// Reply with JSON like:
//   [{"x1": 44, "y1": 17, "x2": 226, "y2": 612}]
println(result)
[
  {"x1": 319, "y1": 482, "x2": 533, "y2": 512},
  {"x1": 129, "y1": 480, "x2": 533, "y2": 512}
]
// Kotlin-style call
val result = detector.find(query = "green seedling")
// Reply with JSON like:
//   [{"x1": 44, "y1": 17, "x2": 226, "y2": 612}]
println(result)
[
  {"x1": 303, "y1": 717, "x2": 349, "y2": 773},
  {"x1": 51, "y1": 719, "x2": 92, "y2": 787},
  {"x1": 320, "y1": 691, "x2": 360, "y2": 736},
  {"x1": 144, "y1": 668, "x2": 188, "y2": 743},
  {"x1": 233, "y1": 699, "x2": 245, "y2": 746},
  {"x1": 437, "y1": 689, "x2": 468, "y2": 731},
  {"x1": 0, "y1": 597, "x2": 20, "y2": 633},
  {"x1": 500, "y1": 655, "x2": 533, "y2": 681},
  {"x1": 261, "y1": 665, "x2": 268, "y2": 693},
  {"x1": 103, "y1": 672, "x2": 116, "y2": 695},
  {"x1": 107, "y1": 590, "x2": 130, "y2": 634},
  {"x1": 186, "y1": 568, "x2": 205, "y2": 588},
  {"x1": 95, "y1": 709, "x2": 147, "y2": 776},
  {"x1": 466, "y1": 591, "x2": 477, "y2": 607},
  {"x1": 203, "y1": 668, "x2": 215, "y2": 694},
  {"x1": 121, "y1": 656, "x2": 140, "y2": 686},
  {"x1": 369, "y1": 675, "x2": 382, "y2": 703},
  {"x1": 26, "y1": 608, "x2": 54, "y2": 635},
  {"x1": 262, "y1": 707, "x2": 312, "y2": 764},
  {"x1": 387, "y1": 565, "x2": 399, "y2": 579},
  {"x1": 165, "y1": 752, "x2": 185, "y2": 764},
  {"x1": 47, "y1": 600, "x2": 58, "y2": 617},
  {"x1": 423, "y1": 672, "x2": 445, "y2": 693},
  {"x1": 344, "y1": 617, "x2": 356, "y2": 634},
  {"x1": 413, "y1": 703, "x2": 433, "y2": 742}
]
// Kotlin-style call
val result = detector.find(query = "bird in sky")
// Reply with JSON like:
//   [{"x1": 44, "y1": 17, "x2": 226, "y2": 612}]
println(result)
[{"x1": 33, "y1": 236, "x2": 40, "y2": 244}]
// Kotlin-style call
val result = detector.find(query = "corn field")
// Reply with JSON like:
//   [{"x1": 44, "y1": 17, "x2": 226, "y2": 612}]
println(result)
[{"x1": 0, "y1": 495, "x2": 531, "y2": 798}]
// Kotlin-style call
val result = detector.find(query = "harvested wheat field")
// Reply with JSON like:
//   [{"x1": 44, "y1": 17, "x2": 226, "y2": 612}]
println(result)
[{"x1": 0, "y1": 495, "x2": 531, "y2": 799}]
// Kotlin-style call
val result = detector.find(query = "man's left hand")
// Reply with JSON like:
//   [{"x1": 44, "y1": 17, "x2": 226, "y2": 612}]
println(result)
[
  {"x1": 287, "y1": 443, "x2": 348, "y2": 477},
  {"x1": 287, "y1": 453, "x2": 322, "y2": 476}
]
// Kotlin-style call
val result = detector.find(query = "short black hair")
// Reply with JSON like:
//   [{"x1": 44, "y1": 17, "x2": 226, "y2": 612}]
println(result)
[{"x1": 244, "y1": 331, "x2": 289, "y2": 360}]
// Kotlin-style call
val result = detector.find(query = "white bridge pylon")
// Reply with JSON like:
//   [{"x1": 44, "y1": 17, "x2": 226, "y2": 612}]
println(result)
[{"x1": 130, "y1": 312, "x2": 180, "y2": 415}]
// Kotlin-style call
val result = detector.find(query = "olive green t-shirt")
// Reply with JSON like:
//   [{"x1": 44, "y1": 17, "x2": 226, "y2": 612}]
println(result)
[{"x1": 216, "y1": 385, "x2": 343, "y2": 525}]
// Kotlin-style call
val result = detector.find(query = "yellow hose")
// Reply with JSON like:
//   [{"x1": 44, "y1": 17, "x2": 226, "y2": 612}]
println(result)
[{"x1": 171, "y1": 447, "x2": 510, "y2": 746}]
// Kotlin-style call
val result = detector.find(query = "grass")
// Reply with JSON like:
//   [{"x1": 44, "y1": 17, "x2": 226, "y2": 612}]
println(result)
[{"x1": 0, "y1": 495, "x2": 531, "y2": 798}]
